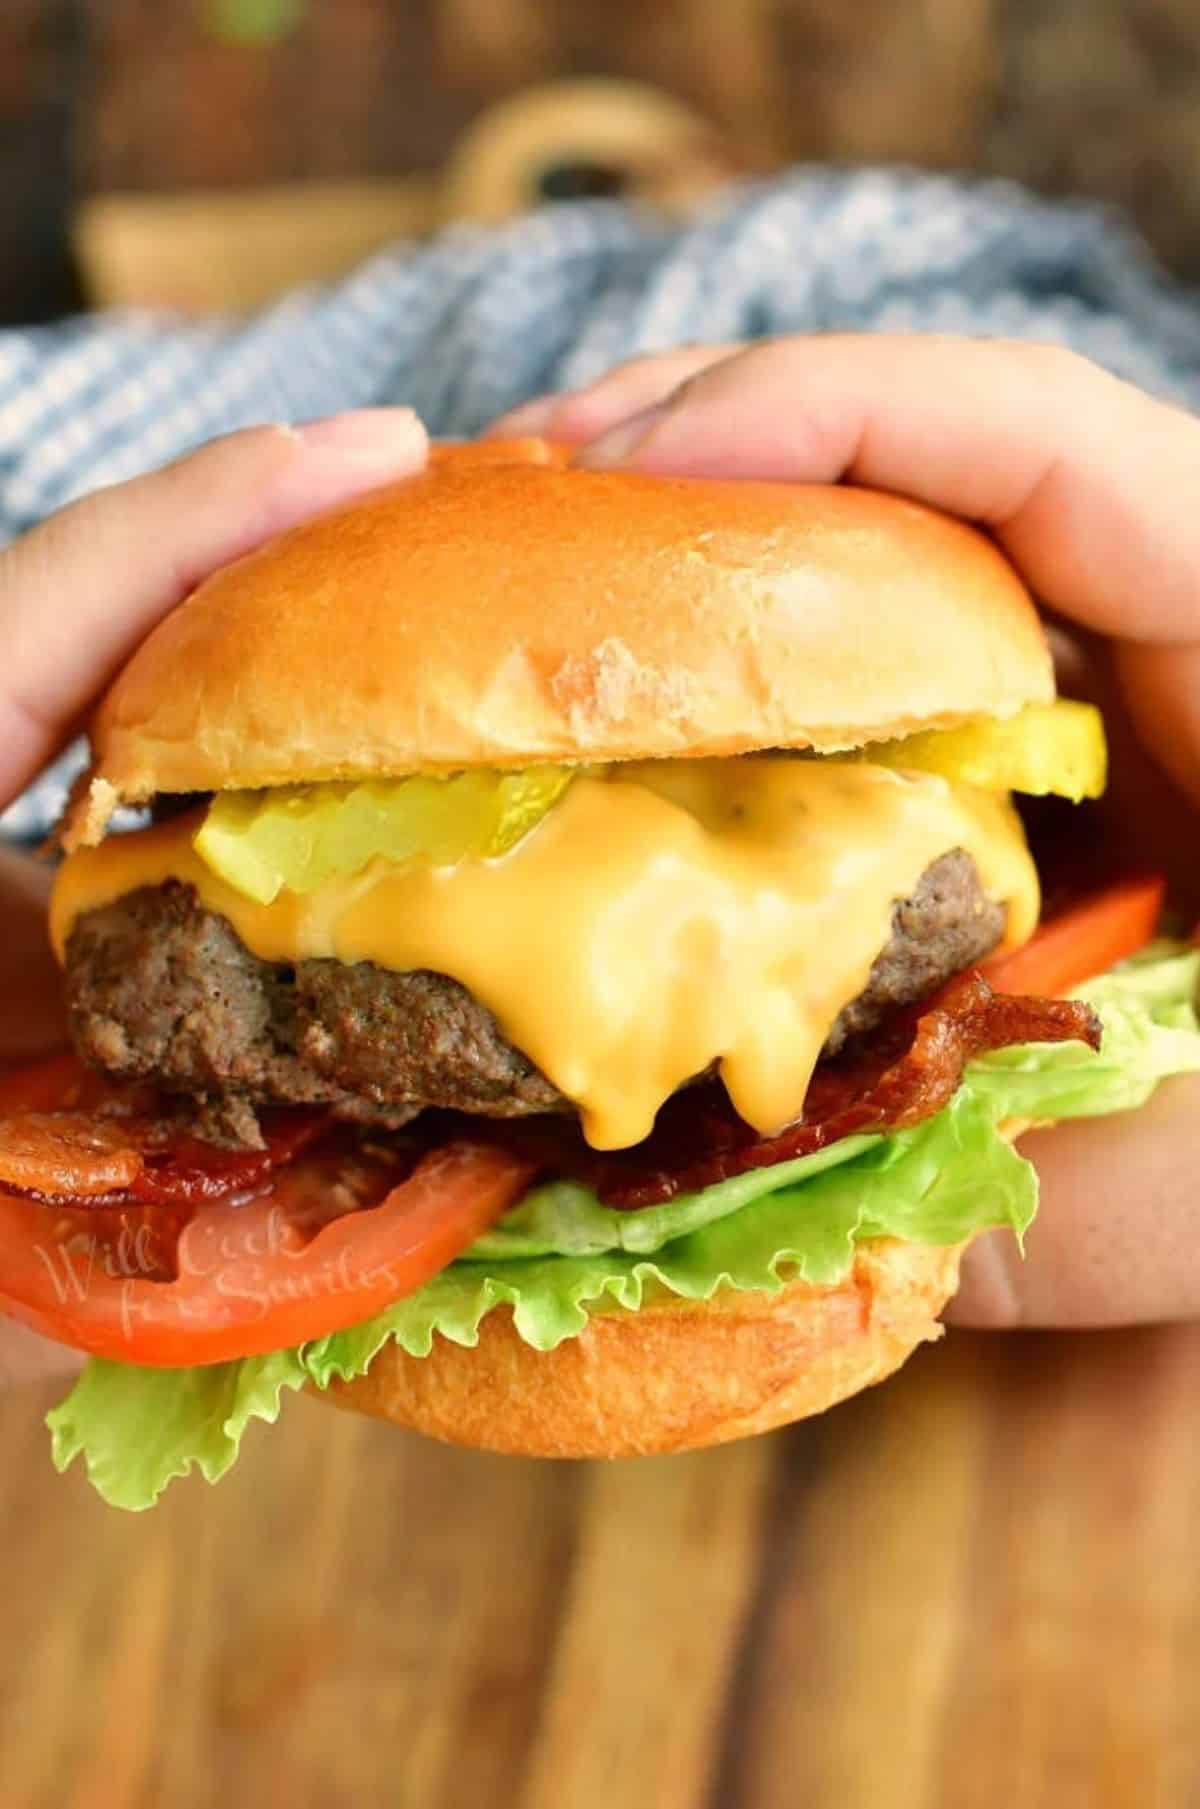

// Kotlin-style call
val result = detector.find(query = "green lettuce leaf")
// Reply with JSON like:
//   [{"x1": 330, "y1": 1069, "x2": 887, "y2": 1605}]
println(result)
[
  {"x1": 47, "y1": 1348, "x2": 308, "y2": 1513},
  {"x1": 467, "y1": 1133, "x2": 882, "y2": 1261},
  {"x1": 46, "y1": 943, "x2": 1200, "y2": 1510},
  {"x1": 302, "y1": 1087, "x2": 1034, "y2": 1378}
]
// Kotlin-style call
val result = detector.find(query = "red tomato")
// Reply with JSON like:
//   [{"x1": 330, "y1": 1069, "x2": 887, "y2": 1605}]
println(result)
[
  {"x1": 0, "y1": 1053, "x2": 533, "y2": 1363},
  {"x1": 981, "y1": 875, "x2": 1165, "y2": 997},
  {"x1": 0, "y1": 1136, "x2": 533, "y2": 1366}
]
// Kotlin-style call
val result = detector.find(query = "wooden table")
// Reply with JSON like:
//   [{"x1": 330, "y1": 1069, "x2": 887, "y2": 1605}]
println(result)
[{"x1": 3, "y1": 1323, "x2": 1197, "y2": 1807}]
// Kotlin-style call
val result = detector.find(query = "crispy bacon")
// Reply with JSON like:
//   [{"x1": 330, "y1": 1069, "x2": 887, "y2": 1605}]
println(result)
[
  {"x1": 0, "y1": 975, "x2": 1099, "y2": 1216},
  {"x1": 484, "y1": 971, "x2": 1101, "y2": 1208},
  {"x1": 0, "y1": 1057, "x2": 331, "y2": 1208},
  {"x1": 122, "y1": 1110, "x2": 331, "y2": 1205},
  {"x1": 0, "y1": 1113, "x2": 146, "y2": 1199}
]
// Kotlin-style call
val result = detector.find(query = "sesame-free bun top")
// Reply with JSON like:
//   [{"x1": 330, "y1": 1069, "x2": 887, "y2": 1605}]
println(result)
[{"x1": 64, "y1": 436, "x2": 1053, "y2": 848}]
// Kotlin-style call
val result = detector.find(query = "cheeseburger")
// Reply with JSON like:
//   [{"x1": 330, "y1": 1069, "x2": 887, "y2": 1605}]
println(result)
[{"x1": 3, "y1": 437, "x2": 1197, "y2": 1510}]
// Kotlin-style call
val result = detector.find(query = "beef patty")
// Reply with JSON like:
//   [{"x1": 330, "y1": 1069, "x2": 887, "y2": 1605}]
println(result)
[{"x1": 63, "y1": 851, "x2": 1005, "y2": 1144}]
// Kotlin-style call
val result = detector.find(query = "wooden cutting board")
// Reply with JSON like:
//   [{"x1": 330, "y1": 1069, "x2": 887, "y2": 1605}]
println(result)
[{"x1": 3, "y1": 1322, "x2": 1198, "y2": 1807}]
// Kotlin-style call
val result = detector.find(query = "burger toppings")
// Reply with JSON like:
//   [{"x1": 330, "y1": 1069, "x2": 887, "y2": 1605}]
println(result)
[
  {"x1": 40, "y1": 936, "x2": 1200, "y2": 1509},
  {"x1": 0, "y1": 1089, "x2": 533, "y2": 1365},
  {"x1": 187, "y1": 701, "x2": 1104, "y2": 906},
  {"x1": 0, "y1": 964, "x2": 1099, "y2": 1363},
  {"x1": 62, "y1": 849, "x2": 1004, "y2": 1144},
  {"x1": 0, "y1": 1094, "x2": 327, "y2": 1207},
  {"x1": 0, "y1": 961, "x2": 1102, "y2": 1216},
  {"x1": 51, "y1": 756, "x2": 1042, "y2": 1152},
  {"x1": 194, "y1": 764, "x2": 577, "y2": 905},
  {"x1": 20, "y1": 682, "x2": 1136, "y2": 1384},
  {"x1": 23, "y1": 706, "x2": 1114, "y2": 1378},
  {"x1": 492, "y1": 970, "x2": 1101, "y2": 1207},
  {"x1": 860, "y1": 699, "x2": 1107, "y2": 801}
]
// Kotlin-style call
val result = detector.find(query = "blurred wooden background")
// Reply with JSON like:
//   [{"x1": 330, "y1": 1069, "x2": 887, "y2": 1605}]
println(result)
[
  {"x1": 7, "y1": 1324, "x2": 1200, "y2": 1809},
  {"x1": 4, "y1": 0, "x2": 1200, "y2": 321}
]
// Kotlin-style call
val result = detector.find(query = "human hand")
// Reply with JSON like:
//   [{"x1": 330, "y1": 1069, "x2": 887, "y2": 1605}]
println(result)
[
  {"x1": 0, "y1": 409, "x2": 429, "y2": 1380},
  {"x1": 495, "y1": 336, "x2": 1200, "y2": 1328}
]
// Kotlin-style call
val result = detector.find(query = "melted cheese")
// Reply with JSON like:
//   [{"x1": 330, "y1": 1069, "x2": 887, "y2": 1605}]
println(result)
[{"x1": 51, "y1": 760, "x2": 1039, "y2": 1150}]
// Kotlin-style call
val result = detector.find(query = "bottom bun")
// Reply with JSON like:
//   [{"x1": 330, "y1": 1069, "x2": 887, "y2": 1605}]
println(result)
[{"x1": 317, "y1": 1237, "x2": 964, "y2": 1458}]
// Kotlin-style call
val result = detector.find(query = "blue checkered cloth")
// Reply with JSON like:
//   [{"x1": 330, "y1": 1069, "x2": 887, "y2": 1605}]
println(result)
[{"x1": 4, "y1": 165, "x2": 1200, "y2": 840}]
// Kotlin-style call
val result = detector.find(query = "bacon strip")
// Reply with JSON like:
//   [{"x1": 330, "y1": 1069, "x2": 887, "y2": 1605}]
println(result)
[
  {"x1": 0, "y1": 975, "x2": 1100, "y2": 1216},
  {"x1": 0, "y1": 1113, "x2": 145, "y2": 1199},
  {"x1": 127, "y1": 1110, "x2": 329, "y2": 1205},
  {"x1": 487, "y1": 971, "x2": 1101, "y2": 1208},
  {"x1": 0, "y1": 1058, "x2": 331, "y2": 1208}
]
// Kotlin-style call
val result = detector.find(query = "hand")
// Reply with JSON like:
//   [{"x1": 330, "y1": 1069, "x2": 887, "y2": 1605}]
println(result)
[
  {"x1": 494, "y1": 336, "x2": 1200, "y2": 1328},
  {"x1": 0, "y1": 409, "x2": 429, "y2": 1381}
]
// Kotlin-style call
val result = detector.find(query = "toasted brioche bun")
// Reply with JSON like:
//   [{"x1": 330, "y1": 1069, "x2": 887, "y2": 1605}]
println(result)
[
  {"x1": 63, "y1": 437, "x2": 1052, "y2": 849},
  {"x1": 317, "y1": 1236, "x2": 963, "y2": 1458}
]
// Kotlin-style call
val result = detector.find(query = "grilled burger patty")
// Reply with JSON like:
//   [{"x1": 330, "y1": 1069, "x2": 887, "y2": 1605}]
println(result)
[{"x1": 63, "y1": 851, "x2": 1005, "y2": 1145}]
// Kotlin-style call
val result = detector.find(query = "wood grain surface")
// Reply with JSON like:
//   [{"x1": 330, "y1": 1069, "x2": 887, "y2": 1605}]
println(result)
[{"x1": 4, "y1": 1323, "x2": 1199, "y2": 1807}]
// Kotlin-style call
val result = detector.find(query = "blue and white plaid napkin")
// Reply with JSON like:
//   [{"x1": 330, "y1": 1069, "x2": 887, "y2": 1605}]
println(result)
[{"x1": 4, "y1": 165, "x2": 1200, "y2": 840}]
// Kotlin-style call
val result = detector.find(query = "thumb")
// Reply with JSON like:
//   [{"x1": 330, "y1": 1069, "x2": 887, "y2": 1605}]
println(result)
[
  {"x1": 0, "y1": 408, "x2": 428, "y2": 807},
  {"x1": 947, "y1": 1073, "x2": 1200, "y2": 1327}
]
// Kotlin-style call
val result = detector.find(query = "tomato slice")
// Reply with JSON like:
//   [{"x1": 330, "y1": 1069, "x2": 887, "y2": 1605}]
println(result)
[
  {"x1": 0, "y1": 1136, "x2": 533, "y2": 1365},
  {"x1": 0, "y1": 1054, "x2": 533, "y2": 1364},
  {"x1": 981, "y1": 875, "x2": 1165, "y2": 997}
]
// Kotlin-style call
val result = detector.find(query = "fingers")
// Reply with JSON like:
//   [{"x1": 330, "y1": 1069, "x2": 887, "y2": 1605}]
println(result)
[
  {"x1": 1115, "y1": 641, "x2": 1200, "y2": 814},
  {"x1": 0, "y1": 408, "x2": 428, "y2": 807},
  {"x1": 564, "y1": 335, "x2": 1200, "y2": 649},
  {"x1": 947, "y1": 1074, "x2": 1200, "y2": 1327},
  {"x1": 488, "y1": 345, "x2": 735, "y2": 442}
]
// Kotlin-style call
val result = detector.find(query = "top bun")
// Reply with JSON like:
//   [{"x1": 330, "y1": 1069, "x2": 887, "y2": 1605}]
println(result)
[{"x1": 63, "y1": 437, "x2": 1053, "y2": 848}]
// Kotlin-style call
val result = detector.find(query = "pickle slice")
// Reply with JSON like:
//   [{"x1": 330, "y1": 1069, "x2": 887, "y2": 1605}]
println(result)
[
  {"x1": 194, "y1": 766, "x2": 577, "y2": 904},
  {"x1": 862, "y1": 700, "x2": 1107, "y2": 801}
]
